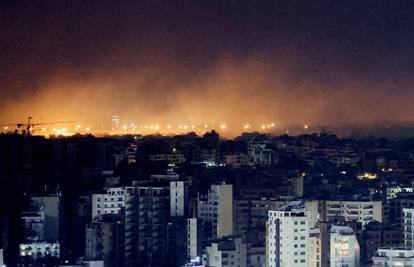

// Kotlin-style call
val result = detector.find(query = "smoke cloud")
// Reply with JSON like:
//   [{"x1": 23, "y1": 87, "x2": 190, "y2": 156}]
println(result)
[{"x1": 1, "y1": 1, "x2": 414, "y2": 133}]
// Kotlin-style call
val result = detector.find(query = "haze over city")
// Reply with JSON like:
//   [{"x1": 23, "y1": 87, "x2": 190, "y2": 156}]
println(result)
[{"x1": 1, "y1": 1, "x2": 414, "y2": 133}]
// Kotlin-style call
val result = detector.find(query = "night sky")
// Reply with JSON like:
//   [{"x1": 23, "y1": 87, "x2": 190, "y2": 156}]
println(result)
[{"x1": 1, "y1": 1, "x2": 414, "y2": 130}]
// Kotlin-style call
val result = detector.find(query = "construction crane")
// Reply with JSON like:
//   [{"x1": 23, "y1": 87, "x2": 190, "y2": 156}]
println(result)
[{"x1": 0, "y1": 116, "x2": 75, "y2": 135}]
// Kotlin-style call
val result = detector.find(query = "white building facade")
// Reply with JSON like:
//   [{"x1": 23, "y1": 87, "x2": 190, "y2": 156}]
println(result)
[
  {"x1": 267, "y1": 203, "x2": 309, "y2": 267},
  {"x1": 198, "y1": 183, "x2": 233, "y2": 238},
  {"x1": 325, "y1": 200, "x2": 382, "y2": 226},
  {"x1": 330, "y1": 225, "x2": 360, "y2": 267},
  {"x1": 170, "y1": 181, "x2": 189, "y2": 217},
  {"x1": 92, "y1": 187, "x2": 128, "y2": 219},
  {"x1": 187, "y1": 218, "x2": 202, "y2": 260}
]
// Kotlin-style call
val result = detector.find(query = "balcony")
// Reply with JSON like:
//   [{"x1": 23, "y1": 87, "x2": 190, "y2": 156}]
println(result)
[
  {"x1": 346, "y1": 205, "x2": 359, "y2": 209},
  {"x1": 347, "y1": 210, "x2": 359, "y2": 215}
]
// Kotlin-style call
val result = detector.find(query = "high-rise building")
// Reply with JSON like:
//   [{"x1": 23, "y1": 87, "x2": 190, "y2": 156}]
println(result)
[
  {"x1": 136, "y1": 186, "x2": 170, "y2": 267},
  {"x1": 85, "y1": 214, "x2": 124, "y2": 267},
  {"x1": 170, "y1": 181, "x2": 189, "y2": 217},
  {"x1": 317, "y1": 222, "x2": 332, "y2": 267},
  {"x1": 267, "y1": 201, "x2": 309, "y2": 267},
  {"x1": 330, "y1": 225, "x2": 360, "y2": 267},
  {"x1": 198, "y1": 183, "x2": 233, "y2": 238},
  {"x1": 92, "y1": 186, "x2": 136, "y2": 267},
  {"x1": 123, "y1": 186, "x2": 139, "y2": 267},
  {"x1": 91, "y1": 186, "x2": 170, "y2": 267},
  {"x1": 187, "y1": 218, "x2": 203, "y2": 261}
]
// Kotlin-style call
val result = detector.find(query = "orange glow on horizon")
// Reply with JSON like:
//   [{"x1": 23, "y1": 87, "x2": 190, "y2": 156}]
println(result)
[{"x1": 1, "y1": 57, "x2": 411, "y2": 135}]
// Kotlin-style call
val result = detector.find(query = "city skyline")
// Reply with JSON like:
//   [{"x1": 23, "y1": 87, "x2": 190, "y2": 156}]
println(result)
[{"x1": 1, "y1": 2, "x2": 414, "y2": 267}]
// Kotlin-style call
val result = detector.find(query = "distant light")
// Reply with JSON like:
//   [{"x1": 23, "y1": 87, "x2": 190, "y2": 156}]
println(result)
[
  {"x1": 75, "y1": 124, "x2": 81, "y2": 129},
  {"x1": 178, "y1": 125, "x2": 183, "y2": 129},
  {"x1": 220, "y1": 124, "x2": 226, "y2": 130},
  {"x1": 85, "y1": 127, "x2": 91, "y2": 132},
  {"x1": 172, "y1": 148, "x2": 176, "y2": 153},
  {"x1": 204, "y1": 124, "x2": 209, "y2": 128},
  {"x1": 154, "y1": 125, "x2": 160, "y2": 130},
  {"x1": 304, "y1": 124, "x2": 309, "y2": 129},
  {"x1": 357, "y1": 172, "x2": 377, "y2": 180},
  {"x1": 166, "y1": 124, "x2": 172, "y2": 129},
  {"x1": 122, "y1": 125, "x2": 128, "y2": 130},
  {"x1": 244, "y1": 124, "x2": 250, "y2": 129},
  {"x1": 191, "y1": 125, "x2": 195, "y2": 129},
  {"x1": 261, "y1": 124, "x2": 266, "y2": 130},
  {"x1": 54, "y1": 128, "x2": 70, "y2": 136},
  {"x1": 3, "y1": 126, "x2": 8, "y2": 130},
  {"x1": 271, "y1": 122, "x2": 275, "y2": 127},
  {"x1": 183, "y1": 125, "x2": 188, "y2": 129}
]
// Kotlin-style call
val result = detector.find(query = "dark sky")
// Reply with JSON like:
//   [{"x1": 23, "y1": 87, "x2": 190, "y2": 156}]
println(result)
[{"x1": 1, "y1": 0, "x2": 414, "y2": 129}]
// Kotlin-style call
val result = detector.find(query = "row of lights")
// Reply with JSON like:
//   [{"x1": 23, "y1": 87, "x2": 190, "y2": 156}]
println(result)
[
  {"x1": 2, "y1": 123, "x2": 310, "y2": 134},
  {"x1": 115, "y1": 123, "x2": 282, "y2": 131}
]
